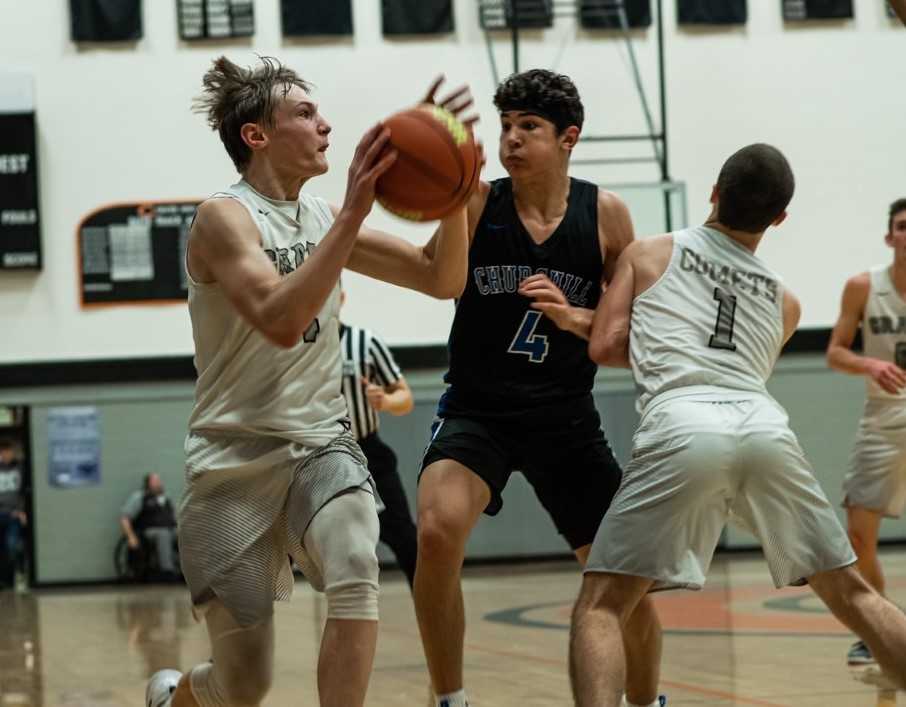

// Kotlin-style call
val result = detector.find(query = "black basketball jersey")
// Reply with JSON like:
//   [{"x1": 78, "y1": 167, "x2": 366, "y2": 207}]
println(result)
[{"x1": 441, "y1": 177, "x2": 603, "y2": 417}]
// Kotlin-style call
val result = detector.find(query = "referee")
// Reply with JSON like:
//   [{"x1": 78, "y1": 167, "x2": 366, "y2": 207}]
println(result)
[{"x1": 340, "y1": 295, "x2": 418, "y2": 588}]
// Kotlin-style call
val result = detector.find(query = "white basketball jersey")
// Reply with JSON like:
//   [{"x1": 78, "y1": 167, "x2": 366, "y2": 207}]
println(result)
[
  {"x1": 186, "y1": 180, "x2": 347, "y2": 449},
  {"x1": 630, "y1": 225, "x2": 785, "y2": 410},
  {"x1": 861, "y1": 265, "x2": 906, "y2": 400}
]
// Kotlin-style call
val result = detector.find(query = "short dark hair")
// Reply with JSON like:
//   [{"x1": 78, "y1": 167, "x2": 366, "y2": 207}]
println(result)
[
  {"x1": 715, "y1": 144, "x2": 795, "y2": 234},
  {"x1": 194, "y1": 55, "x2": 311, "y2": 173},
  {"x1": 889, "y1": 198, "x2": 906, "y2": 232},
  {"x1": 493, "y1": 69, "x2": 584, "y2": 133}
]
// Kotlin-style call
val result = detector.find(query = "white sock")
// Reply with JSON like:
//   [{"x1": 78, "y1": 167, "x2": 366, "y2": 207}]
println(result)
[{"x1": 437, "y1": 689, "x2": 469, "y2": 707}]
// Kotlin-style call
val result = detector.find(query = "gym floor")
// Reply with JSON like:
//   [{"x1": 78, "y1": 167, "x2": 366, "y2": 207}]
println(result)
[{"x1": 1, "y1": 550, "x2": 903, "y2": 706}]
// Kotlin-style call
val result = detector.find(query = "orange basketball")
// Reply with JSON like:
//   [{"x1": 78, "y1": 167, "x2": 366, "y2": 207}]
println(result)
[{"x1": 375, "y1": 104, "x2": 480, "y2": 222}]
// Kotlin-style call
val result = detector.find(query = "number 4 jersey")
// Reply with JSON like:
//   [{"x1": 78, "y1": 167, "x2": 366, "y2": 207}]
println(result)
[
  {"x1": 630, "y1": 225, "x2": 785, "y2": 412},
  {"x1": 861, "y1": 265, "x2": 906, "y2": 401},
  {"x1": 441, "y1": 177, "x2": 603, "y2": 417}
]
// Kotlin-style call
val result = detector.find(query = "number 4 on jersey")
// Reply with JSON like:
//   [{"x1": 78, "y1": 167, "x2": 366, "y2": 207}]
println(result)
[{"x1": 509, "y1": 310, "x2": 549, "y2": 363}]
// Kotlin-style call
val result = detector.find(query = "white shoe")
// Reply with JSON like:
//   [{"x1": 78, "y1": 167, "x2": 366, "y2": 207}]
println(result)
[{"x1": 146, "y1": 669, "x2": 182, "y2": 707}]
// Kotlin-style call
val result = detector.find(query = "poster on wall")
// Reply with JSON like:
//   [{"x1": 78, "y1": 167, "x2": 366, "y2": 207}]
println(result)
[
  {"x1": 78, "y1": 201, "x2": 198, "y2": 306},
  {"x1": 0, "y1": 73, "x2": 41, "y2": 271},
  {"x1": 48, "y1": 407, "x2": 102, "y2": 489}
]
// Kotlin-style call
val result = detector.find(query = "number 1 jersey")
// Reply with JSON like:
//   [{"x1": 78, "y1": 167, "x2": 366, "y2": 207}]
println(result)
[
  {"x1": 441, "y1": 177, "x2": 603, "y2": 417},
  {"x1": 630, "y1": 225, "x2": 785, "y2": 412}
]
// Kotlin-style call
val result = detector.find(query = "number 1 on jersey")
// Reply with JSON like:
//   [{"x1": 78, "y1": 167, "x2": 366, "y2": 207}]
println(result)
[
  {"x1": 708, "y1": 287, "x2": 738, "y2": 351},
  {"x1": 509, "y1": 310, "x2": 549, "y2": 363}
]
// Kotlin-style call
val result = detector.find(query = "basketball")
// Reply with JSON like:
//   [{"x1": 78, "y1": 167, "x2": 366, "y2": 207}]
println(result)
[{"x1": 375, "y1": 104, "x2": 480, "y2": 222}]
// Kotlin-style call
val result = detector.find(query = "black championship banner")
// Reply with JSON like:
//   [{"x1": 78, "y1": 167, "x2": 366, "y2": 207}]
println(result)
[
  {"x1": 78, "y1": 201, "x2": 199, "y2": 306},
  {"x1": 0, "y1": 113, "x2": 41, "y2": 270},
  {"x1": 178, "y1": 0, "x2": 254, "y2": 40},
  {"x1": 783, "y1": 0, "x2": 854, "y2": 20}
]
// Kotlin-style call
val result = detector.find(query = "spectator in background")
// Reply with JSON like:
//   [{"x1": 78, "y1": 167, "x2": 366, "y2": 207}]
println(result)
[
  {"x1": 0, "y1": 438, "x2": 25, "y2": 589},
  {"x1": 120, "y1": 473, "x2": 179, "y2": 581}
]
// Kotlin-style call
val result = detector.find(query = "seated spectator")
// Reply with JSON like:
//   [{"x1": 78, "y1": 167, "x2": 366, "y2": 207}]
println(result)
[
  {"x1": 0, "y1": 439, "x2": 25, "y2": 589},
  {"x1": 120, "y1": 473, "x2": 179, "y2": 581}
]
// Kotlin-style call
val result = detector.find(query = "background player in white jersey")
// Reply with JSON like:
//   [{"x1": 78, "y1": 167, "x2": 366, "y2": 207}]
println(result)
[
  {"x1": 827, "y1": 198, "x2": 906, "y2": 666},
  {"x1": 145, "y1": 56, "x2": 478, "y2": 707},
  {"x1": 569, "y1": 144, "x2": 906, "y2": 706}
]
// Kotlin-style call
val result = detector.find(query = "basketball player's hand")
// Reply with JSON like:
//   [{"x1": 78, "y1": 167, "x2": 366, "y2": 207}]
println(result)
[
  {"x1": 519, "y1": 274, "x2": 573, "y2": 331},
  {"x1": 362, "y1": 376, "x2": 387, "y2": 411},
  {"x1": 127, "y1": 534, "x2": 140, "y2": 550},
  {"x1": 342, "y1": 123, "x2": 398, "y2": 222},
  {"x1": 422, "y1": 75, "x2": 479, "y2": 128},
  {"x1": 867, "y1": 359, "x2": 906, "y2": 394}
]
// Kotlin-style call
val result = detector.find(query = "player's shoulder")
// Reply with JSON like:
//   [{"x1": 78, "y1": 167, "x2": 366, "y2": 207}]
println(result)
[
  {"x1": 841, "y1": 271, "x2": 872, "y2": 305},
  {"x1": 623, "y1": 233, "x2": 672, "y2": 260},
  {"x1": 845, "y1": 271, "x2": 871, "y2": 291},
  {"x1": 193, "y1": 195, "x2": 255, "y2": 237},
  {"x1": 595, "y1": 187, "x2": 629, "y2": 216}
]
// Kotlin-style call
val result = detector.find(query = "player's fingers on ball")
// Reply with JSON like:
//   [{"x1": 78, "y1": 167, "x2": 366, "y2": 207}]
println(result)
[
  {"x1": 356, "y1": 123, "x2": 384, "y2": 157},
  {"x1": 368, "y1": 149, "x2": 398, "y2": 180},
  {"x1": 422, "y1": 75, "x2": 445, "y2": 103},
  {"x1": 439, "y1": 85, "x2": 470, "y2": 109},
  {"x1": 445, "y1": 96, "x2": 474, "y2": 117}
]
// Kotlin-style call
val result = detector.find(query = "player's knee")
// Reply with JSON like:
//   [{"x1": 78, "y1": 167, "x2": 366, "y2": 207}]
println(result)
[
  {"x1": 323, "y1": 537, "x2": 379, "y2": 621},
  {"x1": 323, "y1": 513, "x2": 380, "y2": 621},
  {"x1": 417, "y1": 509, "x2": 469, "y2": 560}
]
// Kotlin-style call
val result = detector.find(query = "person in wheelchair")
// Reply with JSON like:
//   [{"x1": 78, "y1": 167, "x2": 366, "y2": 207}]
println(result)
[
  {"x1": 0, "y1": 439, "x2": 26, "y2": 590},
  {"x1": 120, "y1": 473, "x2": 180, "y2": 582}
]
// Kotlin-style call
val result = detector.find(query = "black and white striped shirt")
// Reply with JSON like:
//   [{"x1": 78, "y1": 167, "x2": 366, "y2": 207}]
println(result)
[{"x1": 340, "y1": 323, "x2": 403, "y2": 440}]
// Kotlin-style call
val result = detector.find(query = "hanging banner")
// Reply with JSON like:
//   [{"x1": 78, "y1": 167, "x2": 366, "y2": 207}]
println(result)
[
  {"x1": 0, "y1": 73, "x2": 41, "y2": 270},
  {"x1": 48, "y1": 407, "x2": 102, "y2": 488}
]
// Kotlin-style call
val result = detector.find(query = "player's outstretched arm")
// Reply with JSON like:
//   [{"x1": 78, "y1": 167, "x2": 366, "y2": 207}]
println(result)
[
  {"x1": 826, "y1": 273, "x2": 906, "y2": 393},
  {"x1": 588, "y1": 243, "x2": 638, "y2": 368},
  {"x1": 343, "y1": 182, "x2": 487, "y2": 298},
  {"x1": 190, "y1": 124, "x2": 395, "y2": 348}
]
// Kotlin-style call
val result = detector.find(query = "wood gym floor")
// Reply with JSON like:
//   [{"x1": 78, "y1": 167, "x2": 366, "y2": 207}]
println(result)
[{"x1": 1, "y1": 550, "x2": 904, "y2": 706}]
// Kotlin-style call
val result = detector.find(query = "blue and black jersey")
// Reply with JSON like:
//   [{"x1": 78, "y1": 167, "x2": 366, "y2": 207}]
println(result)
[{"x1": 441, "y1": 177, "x2": 603, "y2": 418}]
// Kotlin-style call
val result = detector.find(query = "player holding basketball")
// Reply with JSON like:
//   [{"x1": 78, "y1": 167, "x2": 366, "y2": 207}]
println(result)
[
  {"x1": 145, "y1": 56, "x2": 478, "y2": 707},
  {"x1": 570, "y1": 144, "x2": 906, "y2": 706},
  {"x1": 415, "y1": 69, "x2": 663, "y2": 707},
  {"x1": 827, "y1": 198, "x2": 906, "y2": 667}
]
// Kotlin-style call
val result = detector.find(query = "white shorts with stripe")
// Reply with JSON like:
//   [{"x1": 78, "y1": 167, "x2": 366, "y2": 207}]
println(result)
[
  {"x1": 585, "y1": 389, "x2": 855, "y2": 590},
  {"x1": 179, "y1": 430, "x2": 375, "y2": 627},
  {"x1": 844, "y1": 398, "x2": 906, "y2": 518}
]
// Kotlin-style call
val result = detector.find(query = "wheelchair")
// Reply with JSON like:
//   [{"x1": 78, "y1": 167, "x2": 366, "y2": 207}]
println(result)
[{"x1": 114, "y1": 531, "x2": 179, "y2": 583}]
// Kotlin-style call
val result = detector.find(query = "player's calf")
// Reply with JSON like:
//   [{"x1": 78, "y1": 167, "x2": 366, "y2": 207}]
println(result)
[{"x1": 810, "y1": 565, "x2": 906, "y2": 688}]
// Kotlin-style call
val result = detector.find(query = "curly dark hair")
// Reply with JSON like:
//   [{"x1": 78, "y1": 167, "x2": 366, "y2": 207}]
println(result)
[
  {"x1": 493, "y1": 69, "x2": 584, "y2": 133},
  {"x1": 716, "y1": 144, "x2": 795, "y2": 234},
  {"x1": 193, "y1": 55, "x2": 311, "y2": 173},
  {"x1": 889, "y1": 198, "x2": 906, "y2": 232}
]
